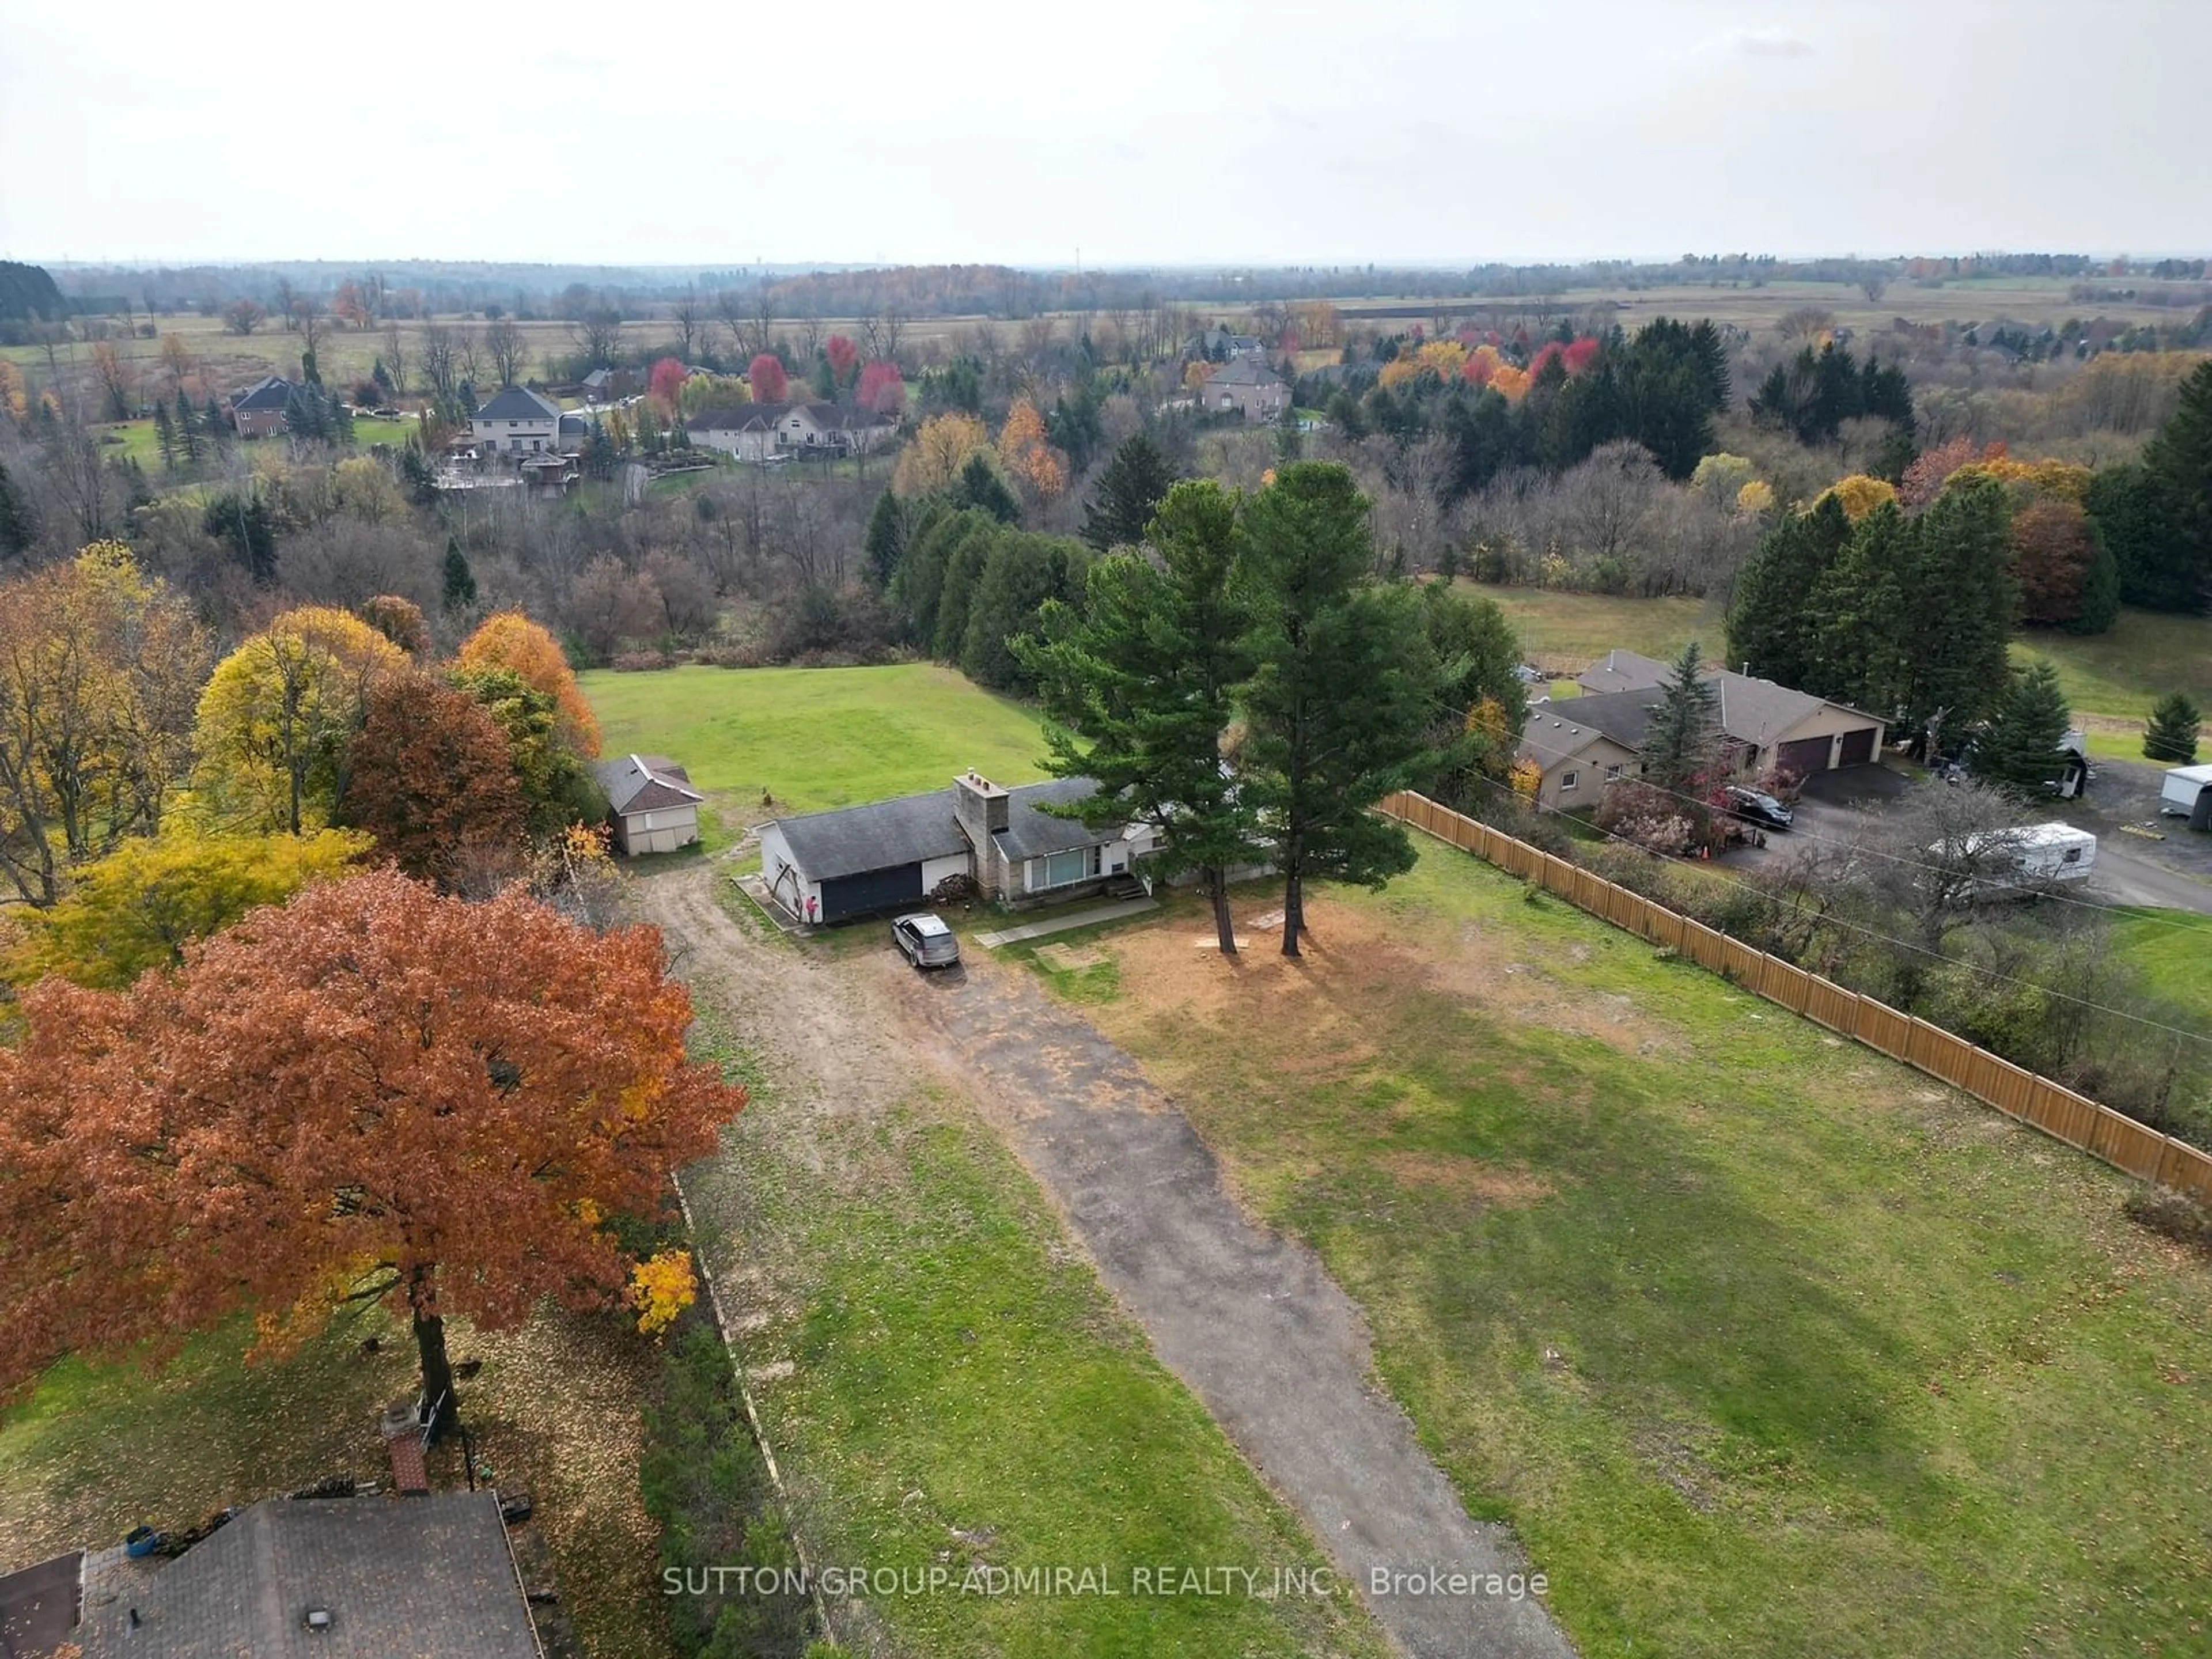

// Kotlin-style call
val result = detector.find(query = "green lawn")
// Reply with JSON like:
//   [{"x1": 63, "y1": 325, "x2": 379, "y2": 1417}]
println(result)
[
  {"x1": 2110, "y1": 907, "x2": 2212, "y2": 1027},
  {"x1": 582, "y1": 663, "x2": 1050, "y2": 835},
  {"x1": 1028, "y1": 847, "x2": 2212, "y2": 1658},
  {"x1": 2012, "y1": 609, "x2": 2212, "y2": 733},
  {"x1": 679, "y1": 1016, "x2": 1389, "y2": 1659},
  {"x1": 1463, "y1": 584, "x2": 1723, "y2": 674}
]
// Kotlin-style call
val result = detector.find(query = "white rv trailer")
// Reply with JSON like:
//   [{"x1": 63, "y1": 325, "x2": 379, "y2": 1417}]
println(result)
[{"x1": 2160, "y1": 763, "x2": 2212, "y2": 830}]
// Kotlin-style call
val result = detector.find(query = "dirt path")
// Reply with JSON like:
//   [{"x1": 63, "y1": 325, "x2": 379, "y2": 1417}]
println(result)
[{"x1": 642, "y1": 863, "x2": 1574, "y2": 1659}]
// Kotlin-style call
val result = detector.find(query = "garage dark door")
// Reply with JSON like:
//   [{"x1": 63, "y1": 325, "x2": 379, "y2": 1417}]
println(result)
[
  {"x1": 1775, "y1": 736, "x2": 1834, "y2": 777},
  {"x1": 821, "y1": 863, "x2": 923, "y2": 922},
  {"x1": 1836, "y1": 726, "x2": 1876, "y2": 767}
]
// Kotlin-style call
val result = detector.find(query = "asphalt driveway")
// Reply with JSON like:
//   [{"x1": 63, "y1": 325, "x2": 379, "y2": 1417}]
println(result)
[{"x1": 895, "y1": 955, "x2": 1577, "y2": 1659}]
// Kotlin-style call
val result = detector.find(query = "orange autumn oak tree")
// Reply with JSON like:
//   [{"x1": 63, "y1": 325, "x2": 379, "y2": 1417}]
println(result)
[
  {"x1": 454, "y1": 611, "x2": 602, "y2": 759},
  {"x1": 0, "y1": 871, "x2": 743, "y2": 1420}
]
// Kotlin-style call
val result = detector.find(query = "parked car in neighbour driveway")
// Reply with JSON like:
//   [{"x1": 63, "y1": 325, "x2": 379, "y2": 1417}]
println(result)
[
  {"x1": 892, "y1": 912, "x2": 961, "y2": 969},
  {"x1": 1722, "y1": 786, "x2": 1793, "y2": 829}
]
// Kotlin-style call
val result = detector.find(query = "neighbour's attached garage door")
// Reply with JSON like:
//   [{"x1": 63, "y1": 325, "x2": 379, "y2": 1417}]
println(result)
[
  {"x1": 1837, "y1": 726, "x2": 1876, "y2": 767},
  {"x1": 821, "y1": 864, "x2": 923, "y2": 922},
  {"x1": 1776, "y1": 736, "x2": 1834, "y2": 777}
]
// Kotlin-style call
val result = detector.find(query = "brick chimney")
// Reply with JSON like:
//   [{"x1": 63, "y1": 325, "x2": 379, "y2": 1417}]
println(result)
[{"x1": 953, "y1": 770, "x2": 1009, "y2": 845}]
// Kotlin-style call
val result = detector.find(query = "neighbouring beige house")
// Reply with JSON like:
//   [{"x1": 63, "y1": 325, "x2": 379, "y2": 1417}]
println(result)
[
  {"x1": 687, "y1": 402, "x2": 791, "y2": 461},
  {"x1": 596, "y1": 753, "x2": 704, "y2": 855},
  {"x1": 1201, "y1": 357, "x2": 1291, "y2": 421},
  {"x1": 471, "y1": 385, "x2": 563, "y2": 454},
  {"x1": 1517, "y1": 652, "x2": 1889, "y2": 808},
  {"x1": 684, "y1": 400, "x2": 895, "y2": 461}
]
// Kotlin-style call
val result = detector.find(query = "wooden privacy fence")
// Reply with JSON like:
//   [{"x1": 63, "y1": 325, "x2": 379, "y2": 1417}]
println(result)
[{"x1": 1380, "y1": 790, "x2": 2212, "y2": 1202}]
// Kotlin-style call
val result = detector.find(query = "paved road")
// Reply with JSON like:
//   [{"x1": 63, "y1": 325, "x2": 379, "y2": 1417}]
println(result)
[
  {"x1": 2088, "y1": 842, "x2": 2212, "y2": 912},
  {"x1": 647, "y1": 865, "x2": 1576, "y2": 1659}
]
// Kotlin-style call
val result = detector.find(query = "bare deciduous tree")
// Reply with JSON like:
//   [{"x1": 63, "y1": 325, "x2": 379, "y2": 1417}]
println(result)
[
  {"x1": 483, "y1": 318, "x2": 525, "y2": 389},
  {"x1": 669, "y1": 284, "x2": 703, "y2": 361}
]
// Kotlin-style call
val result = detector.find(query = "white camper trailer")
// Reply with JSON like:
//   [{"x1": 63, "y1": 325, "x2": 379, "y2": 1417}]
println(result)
[
  {"x1": 2160, "y1": 763, "x2": 2212, "y2": 830},
  {"x1": 1937, "y1": 821, "x2": 2098, "y2": 899}
]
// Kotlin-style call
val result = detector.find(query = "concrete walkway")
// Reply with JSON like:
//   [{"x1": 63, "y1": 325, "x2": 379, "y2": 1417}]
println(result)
[
  {"x1": 972, "y1": 897, "x2": 1158, "y2": 948},
  {"x1": 901, "y1": 958, "x2": 1577, "y2": 1659}
]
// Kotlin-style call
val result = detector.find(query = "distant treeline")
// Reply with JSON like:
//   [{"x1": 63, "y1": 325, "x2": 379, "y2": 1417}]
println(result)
[{"x1": 31, "y1": 250, "x2": 2212, "y2": 323}]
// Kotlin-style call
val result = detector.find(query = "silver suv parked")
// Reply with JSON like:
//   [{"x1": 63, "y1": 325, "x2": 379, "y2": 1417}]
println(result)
[{"x1": 892, "y1": 912, "x2": 961, "y2": 969}]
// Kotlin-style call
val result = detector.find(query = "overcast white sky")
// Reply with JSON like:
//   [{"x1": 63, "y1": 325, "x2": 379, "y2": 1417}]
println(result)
[{"x1": 3, "y1": 0, "x2": 2206, "y2": 269}]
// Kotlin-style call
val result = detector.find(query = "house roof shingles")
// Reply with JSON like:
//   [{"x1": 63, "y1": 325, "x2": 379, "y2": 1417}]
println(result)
[
  {"x1": 1518, "y1": 688, "x2": 1666, "y2": 767},
  {"x1": 474, "y1": 386, "x2": 562, "y2": 422},
  {"x1": 770, "y1": 778, "x2": 1116, "y2": 881},
  {"x1": 231, "y1": 375, "x2": 292, "y2": 412},
  {"x1": 687, "y1": 402, "x2": 789, "y2": 433},
  {"x1": 1575, "y1": 649, "x2": 1675, "y2": 696},
  {"x1": 74, "y1": 1493, "x2": 540, "y2": 1658},
  {"x1": 595, "y1": 754, "x2": 703, "y2": 816},
  {"x1": 1206, "y1": 358, "x2": 1286, "y2": 389}
]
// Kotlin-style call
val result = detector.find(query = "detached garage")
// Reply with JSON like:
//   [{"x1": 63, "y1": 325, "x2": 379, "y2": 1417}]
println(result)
[
  {"x1": 596, "y1": 753, "x2": 704, "y2": 855},
  {"x1": 759, "y1": 791, "x2": 971, "y2": 926}
]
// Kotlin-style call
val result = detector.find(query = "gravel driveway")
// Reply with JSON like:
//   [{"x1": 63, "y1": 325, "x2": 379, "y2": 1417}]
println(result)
[{"x1": 644, "y1": 863, "x2": 1576, "y2": 1659}]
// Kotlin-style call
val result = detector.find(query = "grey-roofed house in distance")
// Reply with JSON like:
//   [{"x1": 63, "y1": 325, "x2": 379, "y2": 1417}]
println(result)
[
  {"x1": 757, "y1": 771, "x2": 1157, "y2": 924},
  {"x1": 51, "y1": 1491, "x2": 542, "y2": 1658},
  {"x1": 229, "y1": 374, "x2": 294, "y2": 438},
  {"x1": 471, "y1": 385, "x2": 565, "y2": 454},
  {"x1": 1200, "y1": 357, "x2": 1291, "y2": 422}
]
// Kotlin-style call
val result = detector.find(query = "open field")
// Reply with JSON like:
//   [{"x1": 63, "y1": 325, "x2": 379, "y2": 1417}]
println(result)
[
  {"x1": 2111, "y1": 907, "x2": 2212, "y2": 1027},
  {"x1": 658, "y1": 892, "x2": 1391, "y2": 1658},
  {"x1": 581, "y1": 662, "x2": 1050, "y2": 844},
  {"x1": 1018, "y1": 849, "x2": 2212, "y2": 1657},
  {"x1": 0, "y1": 1308, "x2": 680, "y2": 1659},
  {"x1": 1465, "y1": 583, "x2": 1723, "y2": 674},
  {"x1": 2012, "y1": 610, "x2": 2212, "y2": 733}
]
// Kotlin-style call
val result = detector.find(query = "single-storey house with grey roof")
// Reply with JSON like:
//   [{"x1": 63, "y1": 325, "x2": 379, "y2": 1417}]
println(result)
[
  {"x1": 686, "y1": 402, "x2": 793, "y2": 461},
  {"x1": 41, "y1": 1491, "x2": 542, "y2": 1657},
  {"x1": 757, "y1": 771, "x2": 1157, "y2": 924},
  {"x1": 1520, "y1": 653, "x2": 1888, "y2": 808},
  {"x1": 596, "y1": 753, "x2": 704, "y2": 855}
]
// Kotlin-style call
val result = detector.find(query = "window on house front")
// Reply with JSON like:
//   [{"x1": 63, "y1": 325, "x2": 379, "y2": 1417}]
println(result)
[
  {"x1": 1560, "y1": 771, "x2": 1579, "y2": 791},
  {"x1": 1604, "y1": 764, "x2": 1622, "y2": 782},
  {"x1": 1037, "y1": 847, "x2": 1099, "y2": 889}
]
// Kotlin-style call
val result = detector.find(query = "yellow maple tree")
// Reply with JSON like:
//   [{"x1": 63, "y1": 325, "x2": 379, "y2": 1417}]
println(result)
[
  {"x1": 892, "y1": 412, "x2": 990, "y2": 497},
  {"x1": 629, "y1": 1248, "x2": 699, "y2": 1337}
]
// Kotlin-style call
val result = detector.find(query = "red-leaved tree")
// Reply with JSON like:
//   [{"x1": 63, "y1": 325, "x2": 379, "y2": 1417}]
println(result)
[
  {"x1": 0, "y1": 871, "x2": 742, "y2": 1421},
  {"x1": 858, "y1": 359, "x2": 906, "y2": 416},
  {"x1": 748, "y1": 353, "x2": 789, "y2": 404},
  {"x1": 824, "y1": 334, "x2": 859, "y2": 391},
  {"x1": 649, "y1": 356, "x2": 688, "y2": 414},
  {"x1": 338, "y1": 670, "x2": 528, "y2": 891}
]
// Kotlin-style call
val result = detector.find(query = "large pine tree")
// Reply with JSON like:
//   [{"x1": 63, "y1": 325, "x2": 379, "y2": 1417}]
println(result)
[
  {"x1": 1726, "y1": 494, "x2": 1853, "y2": 690},
  {"x1": 2138, "y1": 358, "x2": 2212, "y2": 614},
  {"x1": 1020, "y1": 480, "x2": 1260, "y2": 952},
  {"x1": 1641, "y1": 639, "x2": 1721, "y2": 797},
  {"x1": 1973, "y1": 661, "x2": 2071, "y2": 798},
  {"x1": 1237, "y1": 464, "x2": 1453, "y2": 957},
  {"x1": 1080, "y1": 431, "x2": 1177, "y2": 551},
  {"x1": 2143, "y1": 691, "x2": 2202, "y2": 764}
]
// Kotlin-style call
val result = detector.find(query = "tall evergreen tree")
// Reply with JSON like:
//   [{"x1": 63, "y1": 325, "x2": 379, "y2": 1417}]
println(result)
[
  {"x1": 1020, "y1": 481, "x2": 1260, "y2": 953},
  {"x1": 960, "y1": 533, "x2": 1087, "y2": 694},
  {"x1": 1080, "y1": 431, "x2": 1177, "y2": 551},
  {"x1": 153, "y1": 402, "x2": 176, "y2": 470},
  {"x1": 203, "y1": 395, "x2": 228, "y2": 450},
  {"x1": 863, "y1": 489, "x2": 912, "y2": 588},
  {"x1": 1236, "y1": 464, "x2": 1454, "y2": 957},
  {"x1": 174, "y1": 389, "x2": 202, "y2": 463},
  {"x1": 441, "y1": 536, "x2": 478, "y2": 612},
  {"x1": 1899, "y1": 473, "x2": 2016, "y2": 734},
  {"x1": 1725, "y1": 494, "x2": 1853, "y2": 690},
  {"x1": 0, "y1": 461, "x2": 35, "y2": 559},
  {"x1": 949, "y1": 452, "x2": 1021, "y2": 524},
  {"x1": 2086, "y1": 463, "x2": 2191, "y2": 610},
  {"x1": 1641, "y1": 639, "x2": 1721, "y2": 798},
  {"x1": 1973, "y1": 661, "x2": 2071, "y2": 798},
  {"x1": 2139, "y1": 358, "x2": 2212, "y2": 613},
  {"x1": 2143, "y1": 691, "x2": 2202, "y2": 764}
]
